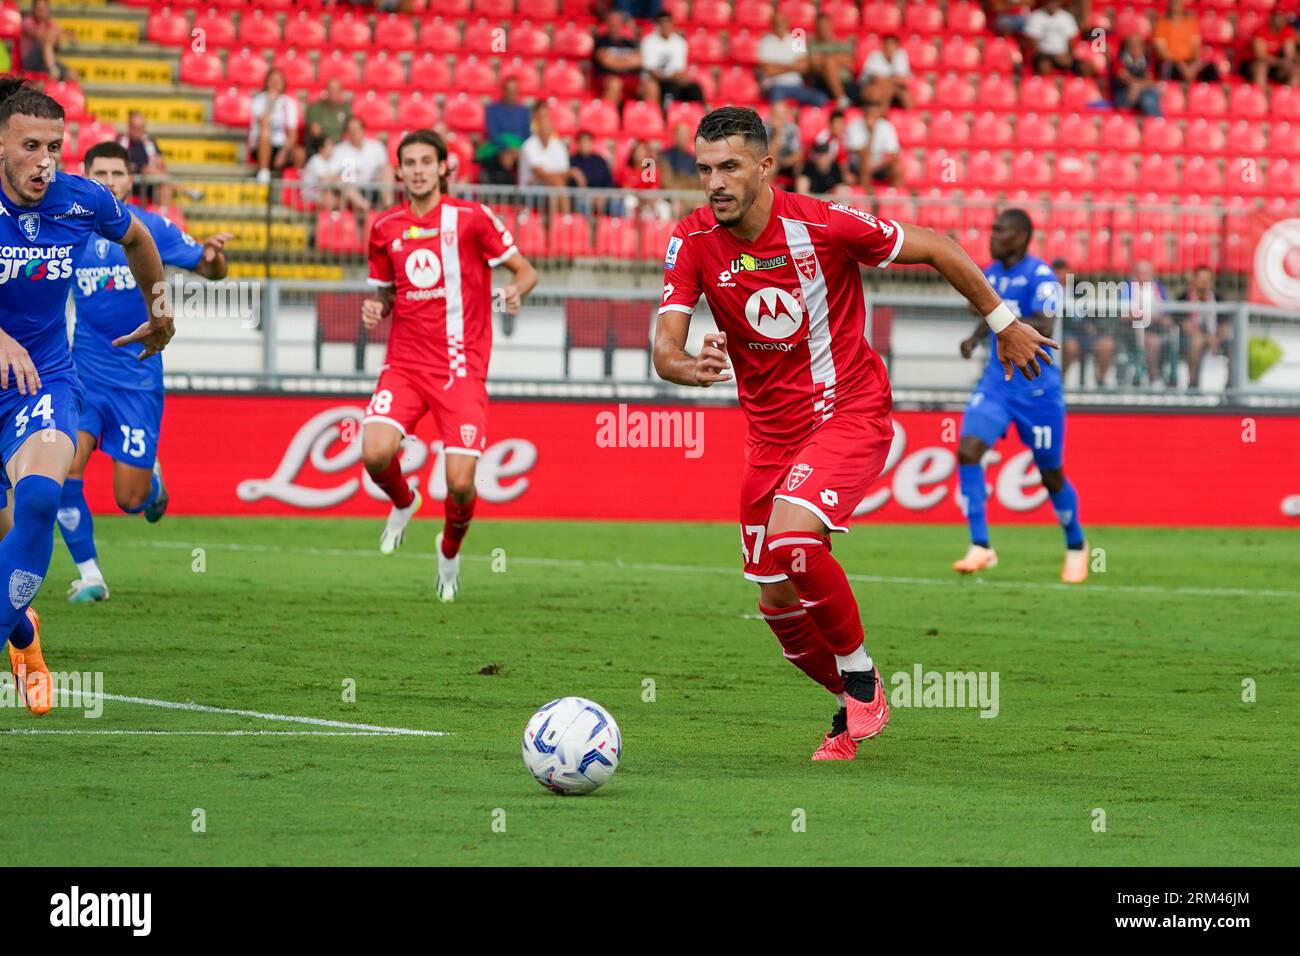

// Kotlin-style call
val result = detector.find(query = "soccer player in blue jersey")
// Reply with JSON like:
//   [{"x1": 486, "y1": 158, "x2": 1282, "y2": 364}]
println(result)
[
  {"x1": 954, "y1": 209, "x2": 1089, "y2": 584},
  {"x1": 0, "y1": 80, "x2": 172, "y2": 712},
  {"x1": 58, "y1": 141, "x2": 230, "y2": 602}
]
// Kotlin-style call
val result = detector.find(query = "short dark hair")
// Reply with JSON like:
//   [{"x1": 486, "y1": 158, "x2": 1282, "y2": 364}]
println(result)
[
  {"x1": 396, "y1": 128, "x2": 447, "y2": 165},
  {"x1": 695, "y1": 107, "x2": 768, "y2": 154},
  {"x1": 84, "y1": 140, "x2": 130, "y2": 168},
  {"x1": 0, "y1": 80, "x2": 64, "y2": 127},
  {"x1": 997, "y1": 207, "x2": 1034, "y2": 238},
  {"x1": 1051, "y1": 257, "x2": 1068, "y2": 269}
]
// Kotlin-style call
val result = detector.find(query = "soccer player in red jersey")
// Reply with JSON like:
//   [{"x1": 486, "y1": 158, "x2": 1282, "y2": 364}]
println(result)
[
  {"x1": 362, "y1": 130, "x2": 537, "y2": 601},
  {"x1": 654, "y1": 108, "x2": 1056, "y2": 760}
]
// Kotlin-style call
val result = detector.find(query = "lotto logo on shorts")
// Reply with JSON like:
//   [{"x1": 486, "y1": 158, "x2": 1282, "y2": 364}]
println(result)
[{"x1": 787, "y1": 463, "x2": 813, "y2": 491}]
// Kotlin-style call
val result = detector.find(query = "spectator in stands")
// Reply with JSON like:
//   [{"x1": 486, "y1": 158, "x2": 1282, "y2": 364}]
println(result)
[
  {"x1": 305, "y1": 79, "x2": 352, "y2": 159},
  {"x1": 249, "y1": 68, "x2": 300, "y2": 185},
  {"x1": 1179, "y1": 264, "x2": 1220, "y2": 390},
  {"x1": 21, "y1": 0, "x2": 71, "y2": 79},
  {"x1": 657, "y1": 122, "x2": 697, "y2": 190},
  {"x1": 797, "y1": 140, "x2": 848, "y2": 196},
  {"x1": 640, "y1": 11, "x2": 703, "y2": 106},
  {"x1": 118, "y1": 110, "x2": 167, "y2": 205},
  {"x1": 1242, "y1": 9, "x2": 1298, "y2": 87},
  {"x1": 1057, "y1": 257, "x2": 1116, "y2": 387},
  {"x1": 519, "y1": 103, "x2": 571, "y2": 213},
  {"x1": 615, "y1": 0, "x2": 662, "y2": 18},
  {"x1": 1024, "y1": 0, "x2": 1079, "y2": 75},
  {"x1": 1153, "y1": 0, "x2": 1218, "y2": 83},
  {"x1": 302, "y1": 135, "x2": 342, "y2": 211},
  {"x1": 758, "y1": 12, "x2": 828, "y2": 107},
  {"x1": 807, "y1": 12, "x2": 859, "y2": 107},
  {"x1": 593, "y1": 8, "x2": 643, "y2": 104},
  {"x1": 479, "y1": 77, "x2": 532, "y2": 185},
  {"x1": 988, "y1": 1, "x2": 1032, "y2": 37},
  {"x1": 845, "y1": 99, "x2": 903, "y2": 187},
  {"x1": 567, "y1": 130, "x2": 618, "y2": 215},
  {"x1": 1112, "y1": 35, "x2": 1162, "y2": 116},
  {"x1": 620, "y1": 140, "x2": 659, "y2": 191},
  {"x1": 1123, "y1": 260, "x2": 1173, "y2": 387},
  {"x1": 860, "y1": 34, "x2": 912, "y2": 109},
  {"x1": 332, "y1": 116, "x2": 392, "y2": 209},
  {"x1": 764, "y1": 99, "x2": 804, "y2": 186}
]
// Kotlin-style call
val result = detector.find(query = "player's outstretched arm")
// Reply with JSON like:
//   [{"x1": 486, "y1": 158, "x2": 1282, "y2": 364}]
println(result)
[
  {"x1": 497, "y1": 252, "x2": 538, "y2": 314},
  {"x1": 113, "y1": 215, "x2": 175, "y2": 359},
  {"x1": 195, "y1": 231, "x2": 234, "y2": 280},
  {"x1": 894, "y1": 224, "x2": 1059, "y2": 381},
  {"x1": 652, "y1": 311, "x2": 731, "y2": 387}
]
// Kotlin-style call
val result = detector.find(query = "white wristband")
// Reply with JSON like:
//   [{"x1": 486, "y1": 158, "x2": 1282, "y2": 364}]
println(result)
[{"x1": 983, "y1": 302, "x2": 1015, "y2": 334}]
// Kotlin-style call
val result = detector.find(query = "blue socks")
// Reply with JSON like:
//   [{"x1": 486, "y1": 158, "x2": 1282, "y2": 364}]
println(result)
[
  {"x1": 6, "y1": 608, "x2": 33, "y2": 650},
  {"x1": 57, "y1": 477, "x2": 97, "y2": 563},
  {"x1": 1049, "y1": 480, "x2": 1086, "y2": 550},
  {"x1": 0, "y1": 474, "x2": 61, "y2": 637},
  {"x1": 959, "y1": 463, "x2": 990, "y2": 547},
  {"x1": 120, "y1": 472, "x2": 161, "y2": 515}
]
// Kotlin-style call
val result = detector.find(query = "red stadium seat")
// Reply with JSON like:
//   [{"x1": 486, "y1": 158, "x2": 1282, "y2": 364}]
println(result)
[
  {"x1": 1142, "y1": 116, "x2": 1182, "y2": 152},
  {"x1": 552, "y1": 21, "x2": 594, "y2": 59},
  {"x1": 923, "y1": 149, "x2": 963, "y2": 186},
  {"x1": 916, "y1": 188, "x2": 960, "y2": 233},
  {"x1": 640, "y1": 217, "x2": 676, "y2": 262},
  {"x1": 225, "y1": 47, "x2": 269, "y2": 89},
  {"x1": 1184, "y1": 156, "x2": 1225, "y2": 192},
  {"x1": 474, "y1": 0, "x2": 516, "y2": 18},
  {"x1": 874, "y1": 187, "x2": 916, "y2": 223},
  {"x1": 903, "y1": 34, "x2": 939, "y2": 71},
  {"x1": 429, "y1": 0, "x2": 473, "y2": 15},
  {"x1": 192, "y1": 9, "x2": 236, "y2": 48},
  {"x1": 179, "y1": 50, "x2": 224, "y2": 86},
  {"x1": 498, "y1": 58, "x2": 541, "y2": 98},
  {"x1": 421, "y1": 16, "x2": 462, "y2": 54},
  {"x1": 285, "y1": 11, "x2": 327, "y2": 48},
  {"x1": 548, "y1": 213, "x2": 590, "y2": 259},
  {"x1": 1060, "y1": 76, "x2": 1102, "y2": 111},
  {"x1": 354, "y1": 91, "x2": 397, "y2": 132},
  {"x1": 691, "y1": 0, "x2": 732, "y2": 29},
  {"x1": 860, "y1": 1, "x2": 902, "y2": 32},
  {"x1": 1227, "y1": 156, "x2": 1264, "y2": 194},
  {"x1": 547, "y1": 99, "x2": 577, "y2": 137},
  {"x1": 1186, "y1": 82, "x2": 1227, "y2": 117},
  {"x1": 982, "y1": 36, "x2": 1023, "y2": 72},
  {"x1": 853, "y1": 35, "x2": 880, "y2": 74},
  {"x1": 665, "y1": 101, "x2": 705, "y2": 135},
  {"x1": 315, "y1": 210, "x2": 362, "y2": 254},
  {"x1": 1185, "y1": 117, "x2": 1226, "y2": 153},
  {"x1": 1096, "y1": 153, "x2": 1138, "y2": 189},
  {"x1": 971, "y1": 111, "x2": 1012, "y2": 147},
  {"x1": 1272, "y1": 84, "x2": 1300, "y2": 119},
  {"x1": 76, "y1": 120, "x2": 117, "y2": 155},
  {"x1": 960, "y1": 190, "x2": 995, "y2": 233},
  {"x1": 1048, "y1": 192, "x2": 1088, "y2": 232},
  {"x1": 692, "y1": 67, "x2": 717, "y2": 101},
  {"x1": 1138, "y1": 193, "x2": 1178, "y2": 233},
  {"x1": 717, "y1": 66, "x2": 760, "y2": 104},
  {"x1": 1175, "y1": 230, "x2": 1216, "y2": 272},
  {"x1": 729, "y1": 29, "x2": 761, "y2": 66},
  {"x1": 462, "y1": 18, "x2": 498, "y2": 56},
  {"x1": 1139, "y1": 154, "x2": 1176, "y2": 190},
  {"x1": 1112, "y1": 9, "x2": 1152, "y2": 40},
  {"x1": 43, "y1": 80, "x2": 86, "y2": 122},
  {"x1": 1010, "y1": 150, "x2": 1050, "y2": 188},
  {"x1": 409, "y1": 53, "x2": 453, "y2": 91},
  {"x1": 686, "y1": 27, "x2": 724, "y2": 65},
  {"x1": 1227, "y1": 119, "x2": 1266, "y2": 156},
  {"x1": 777, "y1": 0, "x2": 817, "y2": 32},
  {"x1": 931, "y1": 110, "x2": 970, "y2": 147},
  {"x1": 510, "y1": 21, "x2": 551, "y2": 58},
  {"x1": 442, "y1": 92, "x2": 486, "y2": 134},
  {"x1": 908, "y1": 76, "x2": 934, "y2": 108},
  {"x1": 317, "y1": 50, "x2": 361, "y2": 88},
  {"x1": 238, "y1": 8, "x2": 281, "y2": 47},
  {"x1": 1229, "y1": 83, "x2": 1268, "y2": 120},
  {"x1": 1019, "y1": 75, "x2": 1061, "y2": 110},
  {"x1": 1015, "y1": 112, "x2": 1053, "y2": 148},
  {"x1": 732, "y1": 0, "x2": 775, "y2": 32},
  {"x1": 510, "y1": 209, "x2": 547, "y2": 258},
  {"x1": 967, "y1": 150, "x2": 1008, "y2": 186},
  {"x1": 946, "y1": 1, "x2": 987, "y2": 33},
  {"x1": 213, "y1": 86, "x2": 252, "y2": 126},
  {"x1": 1100, "y1": 113, "x2": 1141, "y2": 150},
  {"x1": 1058, "y1": 113, "x2": 1098, "y2": 148},
  {"x1": 1198, "y1": 11, "x2": 1233, "y2": 46},
  {"x1": 1158, "y1": 81, "x2": 1186, "y2": 116},
  {"x1": 1269, "y1": 158, "x2": 1300, "y2": 194},
  {"x1": 892, "y1": 111, "x2": 926, "y2": 146},
  {"x1": 1084, "y1": 228, "x2": 1113, "y2": 271},
  {"x1": 1054, "y1": 153, "x2": 1093, "y2": 189},
  {"x1": 271, "y1": 49, "x2": 315, "y2": 88},
  {"x1": 329, "y1": 11, "x2": 372, "y2": 50},
  {"x1": 577, "y1": 99, "x2": 619, "y2": 138},
  {"x1": 935, "y1": 73, "x2": 975, "y2": 108},
  {"x1": 594, "y1": 216, "x2": 638, "y2": 259},
  {"x1": 146, "y1": 7, "x2": 188, "y2": 46},
  {"x1": 541, "y1": 60, "x2": 585, "y2": 98},
  {"x1": 524, "y1": 0, "x2": 559, "y2": 17},
  {"x1": 396, "y1": 91, "x2": 440, "y2": 129},
  {"x1": 797, "y1": 105, "x2": 830, "y2": 145},
  {"x1": 940, "y1": 36, "x2": 980, "y2": 71},
  {"x1": 1179, "y1": 195, "x2": 1219, "y2": 234},
  {"x1": 823, "y1": 0, "x2": 859, "y2": 33},
  {"x1": 364, "y1": 51, "x2": 407, "y2": 92},
  {"x1": 374, "y1": 14, "x2": 417, "y2": 51},
  {"x1": 903, "y1": 1, "x2": 942, "y2": 33},
  {"x1": 977, "y1": 73, "x2": 1017, "y2": 110},
  {"x1": 1270, "y1": 121, "x2": 1299, "y2": 157}
]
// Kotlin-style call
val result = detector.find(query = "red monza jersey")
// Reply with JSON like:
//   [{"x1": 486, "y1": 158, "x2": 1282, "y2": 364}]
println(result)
[
  {"x1": 367, "y1": 197, "x2": 517, "y2": 380},
  {"x1": 659, "y1": 188, "x2": 902, "y2": 450}
]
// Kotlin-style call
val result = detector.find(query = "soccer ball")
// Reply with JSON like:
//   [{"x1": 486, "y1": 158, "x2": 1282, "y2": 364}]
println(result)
[{"x1": 521, "y1": 697, "x2": 622, "y2": 795}]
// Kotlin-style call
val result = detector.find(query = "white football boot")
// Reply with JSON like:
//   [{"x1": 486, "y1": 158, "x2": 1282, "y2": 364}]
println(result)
[
  {"x1": 67, "y1": 577, "x2": 110, "y2": 603},
  {"x1": 379, "y1": 490, "x2": 422, "y2": 555},
  {"x1": 435, "y1": 532, "x2": 459, "y2": 603}
]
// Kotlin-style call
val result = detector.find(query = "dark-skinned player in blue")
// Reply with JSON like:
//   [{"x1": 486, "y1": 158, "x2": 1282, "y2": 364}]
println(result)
[
  {"x1": 0, "y1": 80, "x2": 173, "y2": 713},
  {"x1": 954, "y1": 208, "x2": 1089, "y2": 584}
]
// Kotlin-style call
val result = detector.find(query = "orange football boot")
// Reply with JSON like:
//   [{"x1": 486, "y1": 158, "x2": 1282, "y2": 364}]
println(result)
[{"x1": 8, "y1": 607, "x2": 52, "y2": 715}]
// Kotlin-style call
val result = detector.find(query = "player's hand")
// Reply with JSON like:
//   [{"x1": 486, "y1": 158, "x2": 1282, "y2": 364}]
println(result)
[
  {"x1": 995, "y1": 320, "x2": 1058, "y2": 382},
  {"x1": 959, "y1": 335, "x2": 981, "y2": 359},
  {"x1": 113, "y1": 318, "x2": 176, "y2": 359},
  {"x1": 694, "y1": 331, "x2": 731, "y2": 387},
  {"x1": 500, "y1": 284, "x2": 523, "y2": 315},
  {"x1": 202, "y1": 231, "x2": 234, "y2": 262},
  {"x1": 361, "y1": 297, "x2": 390, "y2": 330},
  {"x1": 0, "y1": 332, "x2": 40, "y2": 395}
]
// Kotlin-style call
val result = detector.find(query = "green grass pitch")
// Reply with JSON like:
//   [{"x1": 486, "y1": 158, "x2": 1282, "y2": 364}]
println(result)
[{"x1": 2, "y1": 517, "x2": 1296, "y2": 866}]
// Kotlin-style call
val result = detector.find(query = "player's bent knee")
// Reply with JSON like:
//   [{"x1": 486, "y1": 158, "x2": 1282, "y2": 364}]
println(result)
[
  {"x1": 957, "y1": 437, "x2": 987, "y2": 465},
  {"x1": 758, "y1": 579, "x2": 799, "y2": 609},
  {"x1": 1039, "y1": 468, "x2": 1065, "y2": 494}
]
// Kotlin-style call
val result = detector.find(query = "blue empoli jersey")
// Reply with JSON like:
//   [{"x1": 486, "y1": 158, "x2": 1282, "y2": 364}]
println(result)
[
  {"x1": 980, "y1": 254, "x2": 1061, "y2": 396},
  {"x1": 0, "y1": 174, "x2": 130, "y2": 383},
  {"x1": 73, "y1": 204, "x2": 202, "y2": 391}
]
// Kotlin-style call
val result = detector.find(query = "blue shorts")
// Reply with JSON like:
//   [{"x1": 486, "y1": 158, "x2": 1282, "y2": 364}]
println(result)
[
  {"x1": 0, "y1": 369, "x2": 84, "y2": 490},
  {"x1": 960, "y1": 387, "x2": 1066, "y2": 471},
  {"x1": 79, "y1": 385, "x2": 163, "y2": 469}
]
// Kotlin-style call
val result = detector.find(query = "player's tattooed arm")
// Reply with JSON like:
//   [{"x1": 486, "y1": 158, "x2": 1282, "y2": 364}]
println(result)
[
  {"x1": 113, "y1": 214, "x2": 175, "y2": 359},
  {"x1": 653, "y1": 311, "x2": 731, "y2": 387},
  {"x1": 894, "y1": 224, "x2": 1058, "y2": 381},
  {"x1": 362, "y1": 286, "x2": 395, "y2": 330}
]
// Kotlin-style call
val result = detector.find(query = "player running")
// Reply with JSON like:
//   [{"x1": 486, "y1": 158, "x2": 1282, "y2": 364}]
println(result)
[
  {"x1": 0, "y1": 80, "x2": 172, "y2": 712},
  {"x1": 361, "y1": 129, "x2": 537, "y2": 601},
  {"x1": 58, "y1": 140, "x2": 230, "y2": 603},
  {"x1": 954, "y1": 209, "x2": 1088, "y2": 583},
  {"x1": 654, "y1": 108, "x2": 1055, "y2": 760}
]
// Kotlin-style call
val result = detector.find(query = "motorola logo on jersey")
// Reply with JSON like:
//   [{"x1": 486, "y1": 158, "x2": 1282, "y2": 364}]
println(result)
[
  {"x1": 404, "y1": 247, "x2": 443, "y2": 289},
  {"x1": 744, "y1": 287, "x2": 804, "y2": 340}
]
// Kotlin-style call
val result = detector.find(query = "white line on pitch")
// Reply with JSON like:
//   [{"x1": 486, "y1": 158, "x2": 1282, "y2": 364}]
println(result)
[
  {"x1": 123, "y1": 538, "x2": 1300, "y2": 599},
  {"x1": 53, "y1": 689, "x2": 449, "y2": 737},
  {"x1": 2, "y1": 729, "x2": 421, "y2": 737}
]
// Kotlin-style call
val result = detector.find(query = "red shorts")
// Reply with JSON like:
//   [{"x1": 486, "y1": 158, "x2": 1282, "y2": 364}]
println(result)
[
  {"x1": 363, "y1": 366, "x2": 489, "y2": 456},
  {"x1": 738, "y1": 411, "x2": 895, "y2": 582}
]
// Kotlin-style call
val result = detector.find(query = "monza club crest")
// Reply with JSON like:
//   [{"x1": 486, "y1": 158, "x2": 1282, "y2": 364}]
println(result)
[
  {"x1": 793, "y1": 249, "x2": 817, "y2": 281},
  {"x1": 786, "y1": 463, "x2": 813, "y2": 491}
]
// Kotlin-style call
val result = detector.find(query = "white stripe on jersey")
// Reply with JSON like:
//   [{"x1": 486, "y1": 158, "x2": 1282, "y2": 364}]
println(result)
[
  {"x1": 780, "y1": 217, "x2": 836, "y2": 423},
  {"x1": 878, "y1": 219, "x2": 906, "y2": 268},
  {"x1": 441, "y1": 203, "x2": 467, "y2": 381}
]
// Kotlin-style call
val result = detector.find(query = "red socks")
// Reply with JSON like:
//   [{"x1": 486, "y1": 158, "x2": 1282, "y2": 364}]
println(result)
[
  {"x1": 441, "y1": 495, "x2": 476, "y2": 558},
  {"x1": 370, "y1": 456, "x2": 414, "y2": 509},
  {"x1": 766, "y1": 531, "x2": 866, "y2": 657},
  {"x1": 759, "y1": 603, "x2": 844, "y2": 695}
]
